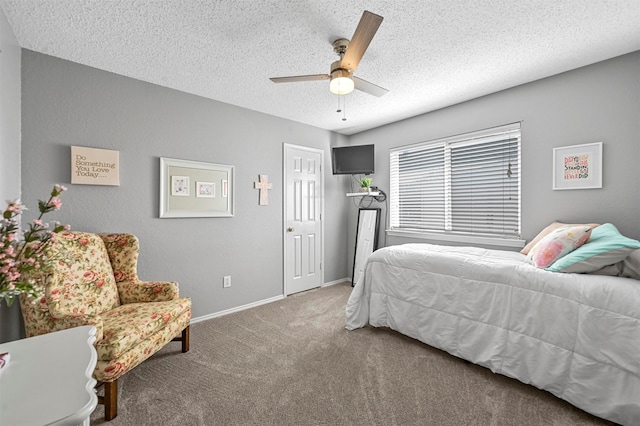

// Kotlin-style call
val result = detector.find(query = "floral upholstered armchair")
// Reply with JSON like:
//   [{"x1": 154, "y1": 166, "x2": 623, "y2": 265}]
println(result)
[{"x1": 19, "y1": 231, "x2": 192, "y2": 421}]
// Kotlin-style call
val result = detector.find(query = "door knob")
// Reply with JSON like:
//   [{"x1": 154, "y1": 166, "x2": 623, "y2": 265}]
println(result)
[{"x1": 287, "y1": 227, "x2": 294, "y2": 232}]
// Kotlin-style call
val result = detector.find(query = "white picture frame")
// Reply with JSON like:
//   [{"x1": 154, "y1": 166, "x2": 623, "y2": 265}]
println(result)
[
  {"x1": 160, "y1": 157, "x2": 234, "y2": 218},
  {"x1": 171, "y1": 176, "x2": 190, "y2": 196},
  {"x1": 196, "y1": 181, "x2": 215, "y2": 198},
  {"x1": 552, "y1": 142, "x2": 603, "y2": 190}
]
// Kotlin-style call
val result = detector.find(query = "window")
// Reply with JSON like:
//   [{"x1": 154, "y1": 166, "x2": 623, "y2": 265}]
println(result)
[{"x1": 390, "y1": 123, "x2": 521, "y2": 241}]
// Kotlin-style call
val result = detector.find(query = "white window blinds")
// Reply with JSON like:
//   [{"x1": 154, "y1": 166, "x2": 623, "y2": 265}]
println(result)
[{"x1": 390, "y1": 123, "x2": 521, "y2": 239}]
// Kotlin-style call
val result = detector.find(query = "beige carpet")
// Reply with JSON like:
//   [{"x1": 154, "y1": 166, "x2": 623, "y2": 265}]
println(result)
[{"x1": 90, "y1": 282, "x2": 611, "y2": 425}]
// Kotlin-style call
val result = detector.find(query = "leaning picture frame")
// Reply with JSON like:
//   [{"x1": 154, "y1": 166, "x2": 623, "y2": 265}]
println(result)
[
  {"x1": 552, "y1": 142, "x2": 603, "y2": 190},
  {"x1": 159, "y1": 157, "x2": 234, "y2": 218}
]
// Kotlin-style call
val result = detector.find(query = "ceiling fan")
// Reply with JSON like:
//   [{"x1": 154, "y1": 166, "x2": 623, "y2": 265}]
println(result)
[{"x1": 270, "y1": 10, "x2": 388, "y2": 97}]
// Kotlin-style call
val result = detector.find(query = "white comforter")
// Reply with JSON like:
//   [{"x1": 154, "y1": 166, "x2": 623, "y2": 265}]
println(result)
[{"x1": 346, "y1": 243, "x2": 640, "y2": 425}]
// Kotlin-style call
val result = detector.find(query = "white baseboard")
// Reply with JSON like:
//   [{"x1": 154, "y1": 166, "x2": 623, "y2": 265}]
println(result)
[
  {"x1": 190, "y1": 278, "x2": 352, "y2": 324},
  {"x1": 322, "y1": 277, "x2": 351, "y2": 287},
  {"x1": 190, "y1": 294, "x2": 285, "y2": 324}
]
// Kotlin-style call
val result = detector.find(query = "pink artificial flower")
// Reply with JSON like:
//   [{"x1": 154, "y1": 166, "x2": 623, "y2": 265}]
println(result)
[
  {"x1": 6, "y1": 199, "x2": 23, "y2": 214},
  {"x1": 48, "y1": 198, "x2": 62, "y2": 210},
  {"x1": 33, "y1": 219, "x2": 43, "y2": 227},
  {"x1": 54, "y1": 184, "x2": 67, "y2": 193}
]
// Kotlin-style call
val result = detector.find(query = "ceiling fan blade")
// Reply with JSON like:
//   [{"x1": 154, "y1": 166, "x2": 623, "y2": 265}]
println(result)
[
  {"x1": 339, "y1": 11, "x2": 383, "y2": 73},
  {"x1": 270, "y1": 74, "x2": 329, "y2": 83},
  {"x1": 353, "y1": 76, "x2": 388, "y2": 97}
]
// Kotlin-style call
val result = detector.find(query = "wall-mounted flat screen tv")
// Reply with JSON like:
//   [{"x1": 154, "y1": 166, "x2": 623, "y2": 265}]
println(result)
[{"x1": 331, "y1": 144, "x2": 375, "y2": 175}]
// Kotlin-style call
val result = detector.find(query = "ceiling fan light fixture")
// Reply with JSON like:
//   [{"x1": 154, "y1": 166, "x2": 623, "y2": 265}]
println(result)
[{"x1": 329, "y1": 69, "x2": 354, "y2": 95}]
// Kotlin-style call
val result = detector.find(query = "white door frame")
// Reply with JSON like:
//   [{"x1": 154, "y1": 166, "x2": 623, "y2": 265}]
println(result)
[{"x1": 283, "y1": 143, "x2": 325, "y2": 296}]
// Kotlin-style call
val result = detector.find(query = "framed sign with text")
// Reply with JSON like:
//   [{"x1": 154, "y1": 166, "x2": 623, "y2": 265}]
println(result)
[
  {"x1": 71, "y1": 146, "x2": 120, "y2": 186},
  {"x1": 552, "y1": 142, "x2": 602, "y2": 190}
]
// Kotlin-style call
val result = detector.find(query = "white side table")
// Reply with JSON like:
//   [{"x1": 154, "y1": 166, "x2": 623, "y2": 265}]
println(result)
[{"x1": 0, "y1": 325, "x2": 98, "y2": 426}]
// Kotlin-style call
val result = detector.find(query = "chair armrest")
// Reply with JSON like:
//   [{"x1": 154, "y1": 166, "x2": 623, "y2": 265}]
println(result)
[
  {"x1": 49, "y1": 313, "x2": 105, "y2": 342},
  {"x1": 117, "y1": 280, "x2": 180, "y2": 304}
]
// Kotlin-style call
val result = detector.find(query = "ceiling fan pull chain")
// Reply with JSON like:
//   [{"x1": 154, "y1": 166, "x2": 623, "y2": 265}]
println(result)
[
  {"x1": 337, "y1": 95, "x2": 342, "y2": 113},
  {"x1": 342, "y1": 96, "x2": 347, "y2": 121}
]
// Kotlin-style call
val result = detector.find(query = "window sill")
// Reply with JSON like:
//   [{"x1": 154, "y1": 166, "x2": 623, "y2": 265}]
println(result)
[{"x1": 386, "y1": 229, "x2": 526, "y2": 249}]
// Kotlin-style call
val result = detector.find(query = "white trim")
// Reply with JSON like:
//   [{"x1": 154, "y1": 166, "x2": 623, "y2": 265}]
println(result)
[
  {"x1": 322, "y1": 278, "x2": 350, "y2": 287},
  {"x1": 190, "y1": 295, "x2": 285, "y2": 324},
  {"x1": 190, "y1": 278, "x2": 349, "y2": 324},
  {"x1": 386, "y1": 229, "x2": 525, "y2": 248}
]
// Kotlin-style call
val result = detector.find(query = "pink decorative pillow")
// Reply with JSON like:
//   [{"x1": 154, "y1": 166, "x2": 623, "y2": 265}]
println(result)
[
  {"x1": 521, "y1": 221, "x2": 600, "y2": 255},
  {"x1": 528, "y1": 225, "x2": 593, "y2": 268}
]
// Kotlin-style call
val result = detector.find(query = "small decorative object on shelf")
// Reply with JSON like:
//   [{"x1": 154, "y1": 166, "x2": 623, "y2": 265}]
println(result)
[
  {"x1": 0, "y1": 185, "x2": 69, "y2": 307},
  {"x1": 359, "y1": 177, "x2": 372, "y2": 193}
]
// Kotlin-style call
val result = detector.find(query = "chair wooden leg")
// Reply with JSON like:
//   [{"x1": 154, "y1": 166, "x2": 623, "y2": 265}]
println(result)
[
  {"x1": 181, "y1": 325, "x2": 190, "y2": 353},
  {"x1": 104, "y1": 380, "x2": 118, "y2": 421},
  {"x1": 172, "y1": 325, "x2": 190, "y2": 352}
]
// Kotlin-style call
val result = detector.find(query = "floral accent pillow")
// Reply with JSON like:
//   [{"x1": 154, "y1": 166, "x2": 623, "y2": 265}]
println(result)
[
  {"x1": 528, "y1": 225, "x2": 593, "y2": 268},
  {"x1": 521, "y1": 221, "x2": 600, "y2": 255}
]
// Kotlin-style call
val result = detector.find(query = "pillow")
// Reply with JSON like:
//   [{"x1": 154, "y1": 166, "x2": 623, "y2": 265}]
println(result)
[
  {"x1": 547, "y1": 223, "x2": 640, "y2": 273},
  {"x1": 520, "y1": 221, "x2": 600, "y2": 255},
  {"x1": 588, "y1": 263, "x2": 622, "y2": 277},
  {"x1": 527, "y1": 225, "x2": 593, "y2": 268},
  {"x1": 619, "y1": 249, "x2": 640, "y2": 279}
]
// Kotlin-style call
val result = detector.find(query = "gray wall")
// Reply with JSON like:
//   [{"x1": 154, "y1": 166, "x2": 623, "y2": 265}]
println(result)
[
  {"x1": 20, "y1": 51, "x2": 351, "y2": 322},
  {"x1": 0, "y1": 7, "x2": 24, "y2": 343},
  {"x1": 348, "y1": 51, "x2": 640, "y2": 270},
  {"x1": 0, "y1": 8, "x2": 20, "y2": 203}
]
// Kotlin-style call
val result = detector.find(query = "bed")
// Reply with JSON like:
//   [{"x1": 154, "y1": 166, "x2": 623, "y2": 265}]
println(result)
[{"x1": 346, "y1": 243, "x2": 640, "y2": 425}]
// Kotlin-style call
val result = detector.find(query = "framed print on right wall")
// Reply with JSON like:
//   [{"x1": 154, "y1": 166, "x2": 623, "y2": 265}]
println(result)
[{"x1": 552, "y1": 142, "x2": 603, "y2": 190}]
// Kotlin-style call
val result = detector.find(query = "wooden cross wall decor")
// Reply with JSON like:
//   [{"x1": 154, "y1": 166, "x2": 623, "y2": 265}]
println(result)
[{"x1": 254, "y1": 175, "x2": 273, "y2": 206}]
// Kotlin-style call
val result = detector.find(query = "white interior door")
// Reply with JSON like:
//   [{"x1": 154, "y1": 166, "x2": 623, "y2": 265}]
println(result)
[{"x1": 284, "y1": 144, "x2": 323, "y2": 295}]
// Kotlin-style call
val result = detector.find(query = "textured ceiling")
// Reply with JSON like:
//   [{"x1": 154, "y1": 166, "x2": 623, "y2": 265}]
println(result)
[{"x1": 2, "y1": 1, "x2": 640, "y2": 135}]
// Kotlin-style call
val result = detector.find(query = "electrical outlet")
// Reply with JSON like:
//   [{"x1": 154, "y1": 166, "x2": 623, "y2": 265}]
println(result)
[{"x1": 223, "y1": 276, "x2": 231, "y2": 288}]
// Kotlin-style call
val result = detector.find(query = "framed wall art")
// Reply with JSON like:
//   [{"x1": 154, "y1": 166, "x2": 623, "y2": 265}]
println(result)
[
  {"x1": 552, "y1": 142, "x2": 603, "y2": 190},
  {"x1": 71, "y1": 145, "x2": 120, "y2": 186},
  {"x1": 159, "y1": 157, "x2": 234, "y2": 218},
  {"x1": 196, "y1": 181, "x2": 215, "y2": 198},
  {"x1": 171, "y1": 176, "x2": 190, "y2": 196}
]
